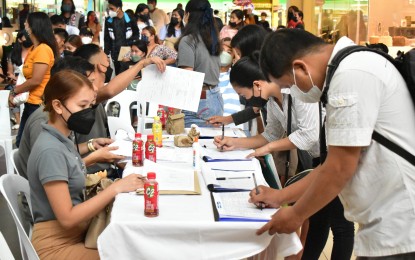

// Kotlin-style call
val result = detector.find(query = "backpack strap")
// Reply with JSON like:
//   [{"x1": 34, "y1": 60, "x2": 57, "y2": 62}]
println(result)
[
  {"x1": 320, "y1": 45, "x2": 415, "y2": 167},
  {"x1": 285, "y1": 95, "x2": 293, "y2": 182}
]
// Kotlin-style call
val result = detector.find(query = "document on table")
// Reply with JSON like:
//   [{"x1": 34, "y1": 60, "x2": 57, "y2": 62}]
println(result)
[
  {"x1": 136, "y1": 160, "x2": 201, "y2": 195},
  {"x1": 195, "y1": 127, "x2": 246, "y2": 138},
  {"x1": 200, "y1": 145, "x2": 253, "y2": 162},
  {"x1": 109, "y1": 139, "x2": 132, "y2": 158},
  {"x1": 137, "y1": 65, "x2": 204, "y2": 112},
  {"x1": 211, "y1": 191, "x2": 277, "y2": 222}
]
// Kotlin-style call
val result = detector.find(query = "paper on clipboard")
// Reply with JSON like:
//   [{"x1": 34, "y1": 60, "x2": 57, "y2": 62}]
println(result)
[
  {"x1": 136, "y1": 160, "x2": 201, "y2": 195},
  {"x1": 136, "y1": 65, "x2": 204, "y2": 112},
  {"x1": 117, "y1": 46, "x2": 131, "y2": 61}
]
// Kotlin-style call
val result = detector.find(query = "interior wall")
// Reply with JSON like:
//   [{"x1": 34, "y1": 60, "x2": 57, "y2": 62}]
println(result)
[{"x1": 369, "y1": 0, "x2": 415, "y2": 36}]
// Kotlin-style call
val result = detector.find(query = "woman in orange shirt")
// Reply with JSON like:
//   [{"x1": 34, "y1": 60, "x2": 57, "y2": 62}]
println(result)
[{"x1": 9, "y1": 12, "x2": 58, "y2": 147}]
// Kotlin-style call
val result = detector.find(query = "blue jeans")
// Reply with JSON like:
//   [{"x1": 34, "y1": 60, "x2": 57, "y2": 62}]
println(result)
[
  {"x1": 183, "y1": 87, "x2": 223, "y2": 128},
  {"x1": 16, "y1": 103, "x2": 40, "y2": 147},
  {"x1": 302, "y1": 196, "x2": 355, "y2": 260}
]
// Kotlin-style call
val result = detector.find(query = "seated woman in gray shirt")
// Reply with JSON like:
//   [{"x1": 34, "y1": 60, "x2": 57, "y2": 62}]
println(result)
[{"x1": 27, "y1": 70, "x2": 144, "y2": 259}]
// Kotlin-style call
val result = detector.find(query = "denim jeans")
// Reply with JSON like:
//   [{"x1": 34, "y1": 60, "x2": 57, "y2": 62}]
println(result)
[
  {"x1": 302, "y1": 196, "x2": 355, "y2": 260},
  {"x1": 183, "y1": 86, "x2": 224, "y2": 128},
  {"x1": 16, "y1": 103, "x2": 40, "y2": 147}
]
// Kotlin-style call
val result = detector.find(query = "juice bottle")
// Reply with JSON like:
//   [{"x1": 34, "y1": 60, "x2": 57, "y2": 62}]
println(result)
[
  {"x1": 152, "y1": 116, "x2": 163, "y2": 147},
  {"x1": 132, "y1": 133, "x2": 143, "y2": 167},
  {"x1": 157, "y1": 105, "x2": 167, "y2": 129},
  {"x1": 145, "y1": 134, "x2": 157, "y2": 162},
  {"x1": 144, "y1": 172, "x2": 159, "y2": 217}
]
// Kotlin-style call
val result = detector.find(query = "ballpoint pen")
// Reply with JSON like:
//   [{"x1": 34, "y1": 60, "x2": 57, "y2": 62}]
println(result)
[
  {"x1": 216, "y1": 177, "x2": 251, "y2": 180},
  {"x1": 252, "y1": 173, "x2": 263, "y2": 210},
  {"x1": 220, "y1": 123, "x2": 225, "y2": 151}
]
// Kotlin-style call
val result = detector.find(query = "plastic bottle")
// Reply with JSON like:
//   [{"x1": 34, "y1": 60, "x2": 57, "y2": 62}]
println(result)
[
  {"x1": 132, "y1": 133, "x2": 143, "y2": 167},
  {"x1": 145, "y1": 134, "x2": 157, "y2": 162},
  {"x1": 167, "y1": 107, "x2": 175, "y2": 117},
  {"x1": 157, "y1": 105, "x2": 167, "y2": 129},
  {"x1": 152, "y1": 116, "x2": 163, "y2": 147},
  {"x1": 144, "y1": 172, "x2": 159, "y2": 217},
  {"x1": 192, "y1": 136, "x2": 201, "y2": 171}
]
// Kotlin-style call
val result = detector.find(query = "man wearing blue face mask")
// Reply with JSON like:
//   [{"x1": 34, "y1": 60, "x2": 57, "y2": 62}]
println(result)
[
  {"x1": 250, "y1": 29, "x2": 415, "y2": 259},
  {"x1": 104, "y1": 0, "x2": 139, "y2": 75}
]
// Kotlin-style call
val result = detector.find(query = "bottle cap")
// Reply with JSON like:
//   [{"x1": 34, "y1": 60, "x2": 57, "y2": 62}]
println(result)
[
  {"x1": 154, "y1": 116, "x2": 160, "y2": 120},
  {"x1": 147, "y1": 134, "x2": 154, "y2": 140},
  {"x1": 194, "y1": 136, "x2": 199, "y2": 142},
  {"x1": 135, "y1": 133, "x2": 142, "y2": 138},
  {"x1": 158, "y1": 105, "x2": 163, "y2": 108},
  {"x1": 147, "y1": 172, "x2": 156, "y2": 179}
]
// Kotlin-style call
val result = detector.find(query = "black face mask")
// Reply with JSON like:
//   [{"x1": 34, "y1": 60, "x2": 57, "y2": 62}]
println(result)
[
  {"x1": 247, "y1": 88, "x2": 268, "y2": 108},
  {"x1": 170, "y1": 17, "x2": 179, "y2": 26},
  {"x1": 139, "y1": 14, "x2": 149, "y2": 22},
  {"x1": 104, "y1": 66, "x2": 113, "y2": 83},
  {"x1": 22, "y1": 39, "x2": 33, "y2": 48},
  {"x1": 229, "y1": 21, "x2": 237, "y2": 28},
  {"x1": 62, "y1": 104, "x2": 96, "y2": 135},
  {"x1": 63, "y1": 50, "x2": 73, "y2": 56}
]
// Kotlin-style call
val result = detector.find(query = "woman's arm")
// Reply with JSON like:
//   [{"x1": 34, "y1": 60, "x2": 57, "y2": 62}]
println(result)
[
  {"x1": 14, "y1": 63, "x2": 49, "y2": 93},
  {"x1": 44, "y1": 174, "x2": 144, "y2": 229},
  {"x1": 160, "y1": 45, "x2": 177, "y2": 65}
]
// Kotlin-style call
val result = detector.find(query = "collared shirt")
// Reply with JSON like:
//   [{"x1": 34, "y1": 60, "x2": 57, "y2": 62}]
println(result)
[
  {"x1": 262, "y1": 95, "x2": 320, "y2": 158},
  {"x1": 326, "y1": 37, "x2": 415, "y2": 256},
  {"x1": 28, "y1": 123, "x2": 86, "y2": 223}
]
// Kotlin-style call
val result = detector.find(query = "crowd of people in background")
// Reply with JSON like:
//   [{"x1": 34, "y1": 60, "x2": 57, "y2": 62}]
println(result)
[{"x1": 3, "y1": 0, "x2": 414, "y2": 259}]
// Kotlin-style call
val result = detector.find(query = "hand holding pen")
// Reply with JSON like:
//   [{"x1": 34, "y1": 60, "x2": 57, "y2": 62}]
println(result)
[
  {"x1": 220, "y1": 124, "x2": 225, "y2": 151},
  {"x1": 252, "y1": 173, "x2": 263, "y2": 210}
]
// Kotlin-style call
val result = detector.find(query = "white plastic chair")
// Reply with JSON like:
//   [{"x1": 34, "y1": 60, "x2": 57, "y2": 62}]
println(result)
[
  {"x1": 0, "y1": 174, "x2": 38, "y2": 260},
  {"x1": 107, "y1": 116, "x2": 135, "y2": 140},
  {"x1": 0, "y1": 231, "x2": 15, "y2": 260},
  {"x1": 10, "y1": 149, "x2": 20, "y2": 175},
  {"x1": 104, "y1": 90, "x2": 139, "y2": 124}
]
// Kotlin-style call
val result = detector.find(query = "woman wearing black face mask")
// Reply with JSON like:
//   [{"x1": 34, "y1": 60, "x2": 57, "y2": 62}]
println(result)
[
  {"x1": 6, "y1": 30, "x2": 33, "y2": 130},
  {"x1": 135, "y1": 3, "x2": 154, "y2": 39},
  {"x1": 158, "y1": 8, "x2": 184, "y2": 47},
  {"x1": 287, "y1": 5, "x2": 300, "y2": 28},
  {"x1": 214, "y1": 52, "x2": 320, "y2": 173},
  {"x1": 28, "y1": 70, "x2": 145, "y2": 259},
  {"x1": 219, "y1": 9, "x2": 244, "y2": 40}
]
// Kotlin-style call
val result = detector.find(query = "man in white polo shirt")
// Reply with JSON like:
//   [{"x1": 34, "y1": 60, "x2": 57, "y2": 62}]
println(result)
[{"x1": 250, "y1": 29, "x2": 415, "y2": 259}]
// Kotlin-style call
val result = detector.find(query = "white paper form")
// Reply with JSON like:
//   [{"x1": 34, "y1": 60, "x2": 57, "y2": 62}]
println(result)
[
  {"x1": 200, "y1": 145, "x2": 254, "y2": 162},
  {"x1": 143, "y1": 160, "x2": 194, "y2": 191},
  {"x1": 137, "y1": 65, "x2": 205, "y2": 112},
  {"x1": 109, "y1": 139, "x2": 132, "y2": 158},
  {"x1": 194, "y1": 127, "x2": 246, "y2": 138},
  {"x1": 206, "y1": 161, "x2": 256, "y2": 172},
  {"x1": 212, "y1": 191, "x2": 277, "y2": 221}
]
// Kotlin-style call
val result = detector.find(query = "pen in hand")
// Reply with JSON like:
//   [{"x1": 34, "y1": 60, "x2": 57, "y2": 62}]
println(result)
[
  {"x1": 252, "y1": 173, "x2": 263, "y2": 210},
  {"x1": 220, "y1": 123, "x2": 225, "y2": 151}
]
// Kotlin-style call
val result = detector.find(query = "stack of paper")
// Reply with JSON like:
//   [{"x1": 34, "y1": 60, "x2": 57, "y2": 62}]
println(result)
[
  {"x1": 195, "y1": 127, "x2": 246, "y2": 138},
  {"x1": 198, "y1": 140, "x2": 254, "y2": 162}
]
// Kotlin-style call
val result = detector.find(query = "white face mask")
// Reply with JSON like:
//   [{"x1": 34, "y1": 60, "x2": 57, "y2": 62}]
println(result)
[
  {"x1": 81, "y1": 37, "x2": 93, "y2": 44},
  {"x1": 219, "y1": 51, "x2": 233, "y2": 67},
  {"x1": 290, "y1": 67, "x2": 322, "y2": 103},
  {"x1": 108, "y1": 8, "x2": 118, "y2": 18}
]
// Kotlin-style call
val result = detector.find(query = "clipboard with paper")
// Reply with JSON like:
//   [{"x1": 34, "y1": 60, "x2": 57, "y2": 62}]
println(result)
[{"x1": 136, "y1": 160, "x2": 201, "y2": 195}]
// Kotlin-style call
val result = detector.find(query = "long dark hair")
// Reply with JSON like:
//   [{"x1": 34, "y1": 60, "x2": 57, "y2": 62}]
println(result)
[
  {"x1": 167, "y1": 8, "x2": 184, "y2": 38},
  {"x1": 231, "y1": 9, "x2": 244, "y2": 30},
  {"x1": 135, "y1": 3, "x2": 151, "y2": 25},
  {"x1": 177, "y1": 0, "x2": 220, "y2": 56},
  {"x1": 230, "y1": 51, "x2": 265, "y2": 88},
  {"x1": 231, "y1": 24, "x2": 267, "y2": 58},
  {"x1": 131, "y1": 40, "x2": 148, "y2": 56},
  {"x1": 28, "y1": 12, "x2": 59, "y2": 58},
  {"x1": 10, "y1": 31, "x2": 26, "y2": 66},
  {"x1": 86, "y1": 11, "x2": 98, "y2": 24}
]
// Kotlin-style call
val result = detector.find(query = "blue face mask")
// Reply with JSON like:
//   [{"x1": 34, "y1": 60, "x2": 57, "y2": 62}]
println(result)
[
  {"x1": 141, "y1": 35, "x2": 149, "y2": 43},
  {"x1": 62, "y1": 4, "x2": 72, "y2": 12}
]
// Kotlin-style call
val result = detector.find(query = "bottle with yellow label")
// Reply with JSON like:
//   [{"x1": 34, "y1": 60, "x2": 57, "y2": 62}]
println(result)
[{"x1": 152, "y1": 116, "x2": 163, "y2": 147}]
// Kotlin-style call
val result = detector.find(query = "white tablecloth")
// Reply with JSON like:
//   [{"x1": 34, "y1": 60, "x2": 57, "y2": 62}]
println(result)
[{"x1": 98, "y1": 150, "x2": 302, "y2": 259}]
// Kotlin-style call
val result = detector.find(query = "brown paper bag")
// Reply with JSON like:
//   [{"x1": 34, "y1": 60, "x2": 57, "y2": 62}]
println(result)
[{"x1": 166, "y1": 113, "x2": 185, "y2": 134}]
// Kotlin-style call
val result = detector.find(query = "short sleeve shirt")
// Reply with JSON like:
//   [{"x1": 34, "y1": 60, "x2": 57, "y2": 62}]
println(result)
[
  {"x1": 326, "y1": 37, "x2": 415, "y2": 256},
  {"x1": 28, "y1": 123, "x2": 86, "y2": 223},
  {"x1": 23, "y1": 43, "x2": 54, "y2": 104},
  {"x1": 178, "y1": 35, "x2": 220, "y2": 86}
]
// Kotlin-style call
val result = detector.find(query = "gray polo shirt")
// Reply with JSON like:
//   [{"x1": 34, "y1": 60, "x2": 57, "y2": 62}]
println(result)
[
  {"x1": 28, "y1": 123, "x2": 86, "y2": 223},
  {"x1": 178, "y1": 34, "x2": 220, "y2": 86}
]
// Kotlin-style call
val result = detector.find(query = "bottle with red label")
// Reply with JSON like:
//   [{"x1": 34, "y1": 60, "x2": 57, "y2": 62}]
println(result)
[
  {"x1": 145, "y1": 134, "x2": 157, "y2": 162},
  {"x1": 132, "y1": 133, "x2": 143, "y2": 167},
  {"x1": 157, "y1": 105, "x2": 167, "y2": 129},
  {"x1": 144, "y1": 172, "x2": 159, "y2": 217}
]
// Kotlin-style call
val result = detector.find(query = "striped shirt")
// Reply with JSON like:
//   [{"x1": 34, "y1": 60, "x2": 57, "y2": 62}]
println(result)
[
  {"x1": 262, "y1": 94, "x2": 320, "y2": 158},
  {"x1": 218, "y1": 70, "x2": 241, "y2": 128}
]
